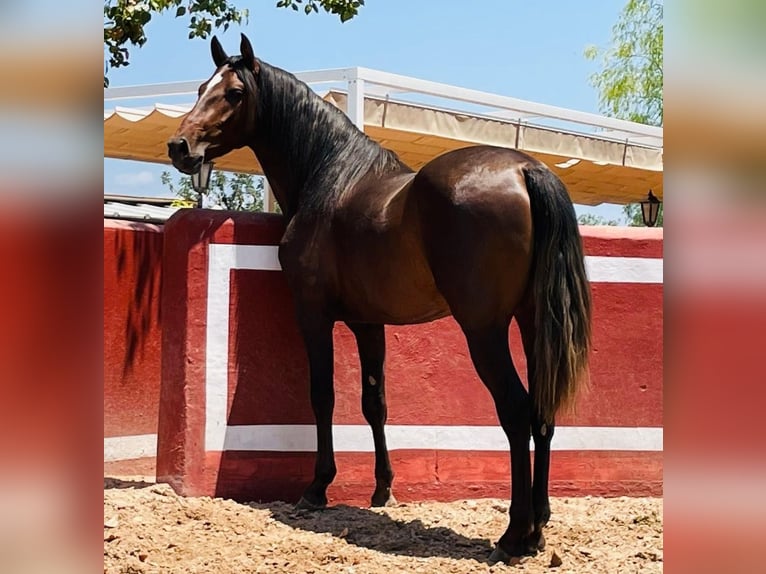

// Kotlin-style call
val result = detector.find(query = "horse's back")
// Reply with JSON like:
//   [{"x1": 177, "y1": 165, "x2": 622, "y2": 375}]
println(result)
[{"x1": 415, "y1": 146, "x2": 541, "y2": 201}]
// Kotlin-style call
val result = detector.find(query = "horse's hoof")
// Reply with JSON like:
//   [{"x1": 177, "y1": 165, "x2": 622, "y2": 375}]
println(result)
[
  {"x1": 488, "y1": 545, "x2": 514, "y2": 565},
  {"x1": 371, "y1": 490, "x2": 397, "y2": 508},
  {"x1": 489, "y1": 536, "x2": 542, "y2": 564},
  {"x1": 294, "y1": 496, "x2": 326, "y2": 511}
]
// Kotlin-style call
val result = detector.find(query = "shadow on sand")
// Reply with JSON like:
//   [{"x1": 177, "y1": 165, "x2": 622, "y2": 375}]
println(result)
[{"x1": 261, "y1": 501, "x2": 496, "y2": 563}]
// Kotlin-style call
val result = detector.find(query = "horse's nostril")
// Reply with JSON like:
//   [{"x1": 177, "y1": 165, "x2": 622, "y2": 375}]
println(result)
[{"x1": 167, "y1": 137, "x2": 190, "y2": 158}]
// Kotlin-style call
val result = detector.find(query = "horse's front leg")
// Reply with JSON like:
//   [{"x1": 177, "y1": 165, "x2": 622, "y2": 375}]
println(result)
[
  {"x1": 295, "y1": 315, "x2": 336, "y2": 510},
  {"x1": 347, "y1": 322, "x2": 396, "y2": 507}
]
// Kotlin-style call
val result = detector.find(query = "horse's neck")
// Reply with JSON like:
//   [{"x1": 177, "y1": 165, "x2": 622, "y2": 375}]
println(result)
[
  {"x1": 249, "y1": 103, "x2": 370, "y2": 217},
  {"x1": 249, "y1": 70, "x2": 407, "y2": 218},
  {"x1": 247, "y1": 144, "x2": 296, "y2": 218}
]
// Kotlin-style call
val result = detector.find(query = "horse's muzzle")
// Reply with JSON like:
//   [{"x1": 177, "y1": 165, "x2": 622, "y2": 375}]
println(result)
[{"x1": 167, "y1": 137, "x2": 203, "y2": 174}]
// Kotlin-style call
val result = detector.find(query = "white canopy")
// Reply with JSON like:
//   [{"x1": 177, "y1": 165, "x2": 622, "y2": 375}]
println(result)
[{"x1": 105, "y1": 67, "x2": 662, "y2": 206}]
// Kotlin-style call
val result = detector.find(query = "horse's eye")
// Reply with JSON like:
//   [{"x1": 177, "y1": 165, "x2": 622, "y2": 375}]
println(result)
[{"x1": 226, "y1": 89, "x2": 244, "y2": 103}]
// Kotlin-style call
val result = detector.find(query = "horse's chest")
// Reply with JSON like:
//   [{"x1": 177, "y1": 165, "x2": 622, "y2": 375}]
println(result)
[{"x1": 278, "y1": 228, "x2": 337, "y2": 299}]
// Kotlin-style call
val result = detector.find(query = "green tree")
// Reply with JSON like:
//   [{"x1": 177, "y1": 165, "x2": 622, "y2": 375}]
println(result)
[
  {"x1": 585, "y1": 0, "x2": 663, "y2": 127},
  {"x1": 577, "y1": 213, "x2": 620, "y2": 226},
  {"x1": 104, "y1": 0, "x2": 366, "y2": 86},
  {"x1": 161, "y1": 170, "x2": 266, "y2": 211},
  {"x1": 586, "y1": 0, "x2": 663, "y2": 227},
  {"x1": 276, "y1": 0, "x2": 364, "y2": 20}
]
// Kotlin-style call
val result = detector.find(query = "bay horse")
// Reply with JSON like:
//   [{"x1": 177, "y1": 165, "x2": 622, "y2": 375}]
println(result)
[{"x1": 168, "y1": 34, "x2": 592, "y2": 563}]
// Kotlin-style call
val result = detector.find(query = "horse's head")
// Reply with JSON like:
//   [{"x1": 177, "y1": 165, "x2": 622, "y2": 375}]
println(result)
[{"x1": 168, "y1": 34, "x2": 260, "y2": 175}]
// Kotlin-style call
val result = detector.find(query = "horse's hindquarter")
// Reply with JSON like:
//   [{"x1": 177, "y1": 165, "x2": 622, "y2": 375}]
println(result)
[
  {"x1": 332, "y1": 172, "x2": 451, "y2": 325},
  {"x1": 411, "y1": 146, "x2": 536, "y2": 325}
]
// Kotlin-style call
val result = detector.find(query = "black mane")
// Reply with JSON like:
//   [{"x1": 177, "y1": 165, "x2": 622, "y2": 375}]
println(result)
[{"x1": 231, "y1": 56, "x2": 409, "y2": 215}]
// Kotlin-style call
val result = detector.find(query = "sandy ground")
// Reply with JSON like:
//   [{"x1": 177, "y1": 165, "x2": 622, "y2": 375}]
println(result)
[{"x1": 104, "y1": 477, "x2": 662, "y2": 573}]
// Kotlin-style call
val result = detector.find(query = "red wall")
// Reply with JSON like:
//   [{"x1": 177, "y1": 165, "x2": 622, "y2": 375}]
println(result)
[
  {"x1": 102, "y1": 213, "x2": 663, "y2": 500},
  {"x1": 103, "y1": 220, "x2": 163, "y2": 476},
  {"x1": 148, "y1": 211, "x2": 662, "y2": 503}
]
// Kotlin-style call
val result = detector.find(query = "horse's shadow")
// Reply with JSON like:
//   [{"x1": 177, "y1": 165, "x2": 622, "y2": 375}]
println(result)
[{"x1": 260, "y1": 502, "x2": 496, "y2": 563}]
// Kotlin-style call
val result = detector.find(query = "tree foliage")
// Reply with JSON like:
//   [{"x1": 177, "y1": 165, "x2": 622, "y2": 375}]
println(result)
[
  {"x1": 161, "y1": 170, "x2": 266, "y2": 211},
  {"x1": 585, "y1": 0, "x2": 663, "y2": 126},
  {"x1": 104, "y1": 0, "x2": 366, "y2": 86},
  {"x1": 275, "y1": 0, "x2": 364, "y2": 20},
  {"x1": 586, "y1": 0, "x2": 664, "y2": 227},
  {"x1": 104, "y1": 1, "x2": 247, "y2": 86},
  {"x1": 577, "y1": 213, "x2": 620, "y2": 226}
]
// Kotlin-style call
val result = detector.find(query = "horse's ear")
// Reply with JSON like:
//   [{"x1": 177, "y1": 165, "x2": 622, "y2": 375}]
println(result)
[
  {"x1": 240, "y1": 33, "x2": 259, "y2": 73},
  {"x1": 211, "y1": 36, "x2": 228, "y2": 68}
]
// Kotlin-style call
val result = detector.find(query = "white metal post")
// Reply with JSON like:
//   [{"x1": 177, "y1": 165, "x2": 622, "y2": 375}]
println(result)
[{"x1": 346, "y1": 69, "x2": 366, "y2": 130}]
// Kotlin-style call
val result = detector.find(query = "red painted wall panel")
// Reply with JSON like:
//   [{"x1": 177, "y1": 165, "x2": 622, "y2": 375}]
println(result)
[{"x1": 103, "y1": 221, "x2": 163, "y2": 473}]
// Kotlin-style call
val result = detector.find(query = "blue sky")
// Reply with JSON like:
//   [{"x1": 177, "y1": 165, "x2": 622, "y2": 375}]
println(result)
[{"x1": 105, "y1": 0, "x2": 627, "y2": 220}]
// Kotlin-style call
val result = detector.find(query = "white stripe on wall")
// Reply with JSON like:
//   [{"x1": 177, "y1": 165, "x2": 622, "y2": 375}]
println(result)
[
  {"x1": 585, "y1": 255, "x2": 663, "y2": 284},
  {"x1": 205, "y1": 244, "x2": 663, "y2": 452},
  {"x1": 106, "y1": 425, "x2": 662, "y2": 461},
  {"x1": 104, "y1": 434, "x2": 157, "y2": 462},
  {"x1": 206, "y1": 244, "x2": 284, "y2": 451},
  {"x1": 222, "y1": 424, "x2": 663, "y2": 453},
  {"x1": 207, "y1": 245, "x2": 664, "y2": 285}
]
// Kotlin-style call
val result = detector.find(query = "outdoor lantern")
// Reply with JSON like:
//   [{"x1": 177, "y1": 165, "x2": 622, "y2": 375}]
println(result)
[
  {"x1": 640, "y1": 190, "x2": 661, "y2": 227},
  {"x1": 191, "y1": 161, "x2": 214, "y2": 208}
]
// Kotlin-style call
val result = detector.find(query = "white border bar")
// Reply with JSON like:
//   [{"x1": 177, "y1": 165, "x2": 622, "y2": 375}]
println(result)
[
  {"x1": 104, "y1": 434, "x2": 157, "y2": 462},
  {"x1": 223, "y1": 424, "x2": 662, "y2": 453},
  {"x1": 104, "y1": 424, "x2": 662, "y2": 462},
  {"x1": 585, "y1": 255, "x2": 663, "y2": 284},
  {"x1": 205, "y1": 244, "x2": 283, "y2": 450}
]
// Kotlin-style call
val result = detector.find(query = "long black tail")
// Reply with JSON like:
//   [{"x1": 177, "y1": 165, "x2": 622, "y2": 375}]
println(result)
[{"x1": 523, "y1": 164, "x2": 592, "y2": 423}]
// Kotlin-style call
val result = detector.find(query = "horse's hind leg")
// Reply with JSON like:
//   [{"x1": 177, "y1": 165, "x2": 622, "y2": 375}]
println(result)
[
  {"x1": 461, "y1": 323, "x2": 539, "y2": 559},
  {"x1": 517, "y1": 309, "x2": 553, "y2": 549},
  {"x1": 347, "y1": 322, "x2": 396, "y2": 507}
]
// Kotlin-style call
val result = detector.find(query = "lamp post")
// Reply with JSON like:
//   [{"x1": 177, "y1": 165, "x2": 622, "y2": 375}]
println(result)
[
  {"x1": 191, "y1": 161, "x2": 214, "y2": 208},
  {"x1": 640, "y1": 190, "x2": 661, "y2": 227}
]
